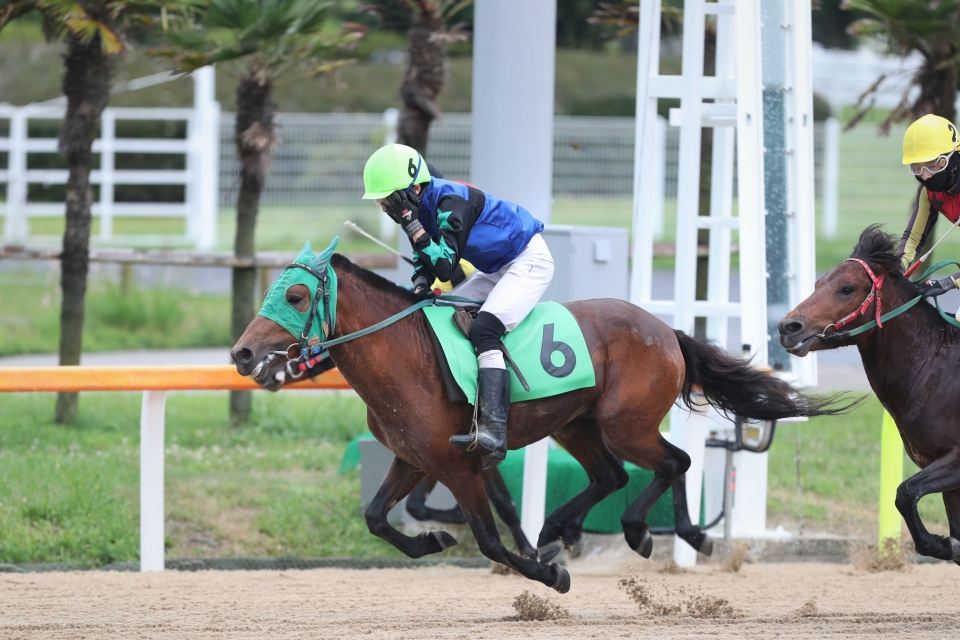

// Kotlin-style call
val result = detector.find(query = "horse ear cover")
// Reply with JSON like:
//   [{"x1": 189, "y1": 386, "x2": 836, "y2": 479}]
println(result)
[{"x1": 258, "y1": 237, "x2": 339, "y2": 340}]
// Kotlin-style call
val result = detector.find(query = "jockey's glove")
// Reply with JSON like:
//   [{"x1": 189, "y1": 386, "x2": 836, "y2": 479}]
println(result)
[
  {"x1": 385, "y1": 190, "x2": 424, "y2": 238},
  {"x1": 412, "y1": 275, "x2": 436, "y2": 300},
  {"x1": 917, "y1": 276, "x2": 957, "y2": 299}
]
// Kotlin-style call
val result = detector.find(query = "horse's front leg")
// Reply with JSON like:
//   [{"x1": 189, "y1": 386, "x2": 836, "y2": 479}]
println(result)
[
  {"x1": 481, "y1": 464, "x2": 537, "y2": 559},
  {"x1": 444, "y1": 467, "x2": 570, "y2": 593},
  {"x1": 895, "y1": 449, "x2": 960, "y2": 562},
  {"x1": 364, "y1": 456, "x2": 458, "y2": 558}
]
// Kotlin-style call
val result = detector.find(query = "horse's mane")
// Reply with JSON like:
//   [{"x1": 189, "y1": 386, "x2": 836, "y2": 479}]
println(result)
[
  {"x1": 850, "y1": 225, "x2": 960, "y2": 340},
  {"x1": 330, "y1": 252, "x2": 419, "y2": 304},
  {"x1": 850, "y1": 224, "x2": 905, "y2": 272}
]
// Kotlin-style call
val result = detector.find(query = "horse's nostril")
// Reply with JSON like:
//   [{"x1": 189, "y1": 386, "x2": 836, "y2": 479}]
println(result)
[
  {"x1": 784, "y1": 321, "x2": 804, "y2": 335},
  {"x1": 233, "y1": 346, "x2": 254, "y2": 365}
]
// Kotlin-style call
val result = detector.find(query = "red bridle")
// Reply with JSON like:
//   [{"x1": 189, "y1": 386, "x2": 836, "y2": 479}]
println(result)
[{"x1": 824, "y1": 258, "x2": 885, "y2": 335}]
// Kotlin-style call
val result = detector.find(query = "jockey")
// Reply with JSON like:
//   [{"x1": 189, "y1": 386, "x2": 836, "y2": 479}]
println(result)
[
  {"x1": 362, "y1": 143, "x2": 554, "y2": 461},
  {"x1": 899, "y1": 114, "x2": 960, "y2": 296}
]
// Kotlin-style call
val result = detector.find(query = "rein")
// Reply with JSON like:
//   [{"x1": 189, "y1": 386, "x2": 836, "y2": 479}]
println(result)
[
  {"x1": 819, "y1": 258, "x2": 960, "y2": 343},
  {"x1": 274, "y1": 259, "x2": 482, "y2": 376}
]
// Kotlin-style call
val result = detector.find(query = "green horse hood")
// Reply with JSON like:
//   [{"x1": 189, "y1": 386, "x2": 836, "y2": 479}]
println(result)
[{"x1": 258, "y1": 237, "x2": 339, "y2": 342}]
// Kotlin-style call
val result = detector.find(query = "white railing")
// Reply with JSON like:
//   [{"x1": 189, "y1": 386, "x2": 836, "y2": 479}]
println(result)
[{"x1": 0, "y1": 68, "x2": 220, "y2": 248}]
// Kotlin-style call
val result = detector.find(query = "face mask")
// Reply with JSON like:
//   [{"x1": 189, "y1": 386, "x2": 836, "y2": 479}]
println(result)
[{"x1": 258, "y1": 238, "x2": 339, "y2": 341}]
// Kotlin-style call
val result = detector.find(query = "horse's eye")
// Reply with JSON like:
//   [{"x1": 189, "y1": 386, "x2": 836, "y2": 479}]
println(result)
[
  {"x1": 287, "y1": 294, "x2": 303, "y2": 305},
  {"x1": 840, "y1": 285, "x2": 854, "y2": 296}
]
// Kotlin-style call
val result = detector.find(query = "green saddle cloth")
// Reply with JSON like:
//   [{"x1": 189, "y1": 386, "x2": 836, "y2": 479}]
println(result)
[{"x1": 422, "y1": 301, "x2": 596, "y2": 404}]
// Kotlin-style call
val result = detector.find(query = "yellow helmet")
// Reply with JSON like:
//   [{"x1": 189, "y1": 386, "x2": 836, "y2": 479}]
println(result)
[{"x1": 902, "y1": 114, "x2": 960, "y2": 165}]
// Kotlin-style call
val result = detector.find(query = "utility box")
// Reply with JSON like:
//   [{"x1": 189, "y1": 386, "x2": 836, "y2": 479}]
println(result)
[{"x1": 540, "y1": 225, "x2": 629, "y2": 303}]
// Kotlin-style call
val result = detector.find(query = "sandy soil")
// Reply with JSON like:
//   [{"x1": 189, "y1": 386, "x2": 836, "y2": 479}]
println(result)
[{"x1": 2, "y1": 561, "x2": 959, "y2": 639}]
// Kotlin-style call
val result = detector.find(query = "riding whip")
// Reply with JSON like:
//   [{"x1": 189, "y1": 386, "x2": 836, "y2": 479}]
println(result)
[
  {"x1": 904, "y1": 215, "x2": 960, "y2": 278},
  {"x1": 343, "y1": 220, "x2": 415, "y2": 266}
]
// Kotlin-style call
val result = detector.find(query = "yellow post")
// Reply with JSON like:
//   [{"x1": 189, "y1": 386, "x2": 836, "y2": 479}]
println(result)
[{"x1": 878, "y1": 410, "x2": 904, "y2": 555}]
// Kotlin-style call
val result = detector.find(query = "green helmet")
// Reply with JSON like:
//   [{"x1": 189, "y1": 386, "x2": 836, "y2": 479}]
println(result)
[{"x1": 362, "y1": 144, "x2": 432, "y2": 199}]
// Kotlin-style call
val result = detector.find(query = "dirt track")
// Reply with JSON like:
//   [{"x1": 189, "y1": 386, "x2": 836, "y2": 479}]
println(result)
[{"x1": 2, "y1": 561, "x2": 959, "y2": 639}]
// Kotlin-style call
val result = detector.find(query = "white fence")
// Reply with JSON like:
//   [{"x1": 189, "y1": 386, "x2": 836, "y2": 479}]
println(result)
[
  {"x1": 0, "y1": 69, "x2": 219, "y2": 248},
  {"x1": 3, "y1": 106, "x2": 856, "y2": 248}
]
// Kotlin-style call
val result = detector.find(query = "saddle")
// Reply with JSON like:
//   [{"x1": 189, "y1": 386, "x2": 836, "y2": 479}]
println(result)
[{"x1": 451, "y1": 306, "x2": 530, "y2": 392}]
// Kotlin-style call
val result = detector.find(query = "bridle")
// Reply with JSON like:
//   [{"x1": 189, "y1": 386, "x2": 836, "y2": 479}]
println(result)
[
  {"x1": 816, "y1": 258, "x2": 885, "y2": 340},
  {"x1": 257, "y1": 261, "x2": 335, "y2": 381}
]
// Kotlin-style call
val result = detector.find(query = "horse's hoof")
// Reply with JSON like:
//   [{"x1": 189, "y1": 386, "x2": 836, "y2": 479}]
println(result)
[
  {"x1": 551, "y1": 564, "x2": 571, "y2": 594},
  {"x1": 950, "y1": 537, "x2": 960, "y2": 562},
  {"x1": 631, "y1": 529, "x2": 653, "y2": 559},
  {"x1": 538, "y1": 539, "x2": 564, "y2": 563},
  {"x1": 430, "y1": 530, "x2": 458, "y2": 551},
  {"x1": 698, "y1": 536, "x2": 714, "y2": 557}
]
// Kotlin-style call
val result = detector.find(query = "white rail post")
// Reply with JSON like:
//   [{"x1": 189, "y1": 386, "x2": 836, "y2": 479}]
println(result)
[
  {"x1": 5, "y1": 108, "x2": 28, "y2": 242},
  {"x1": 671, "y1": 403, "x2": 709, "y2": 566},
  {"x1": 651, "y1": 115, "x2": 667, "y2": 240},
  {"x1": 140, "y1": 390, "x2": 167, "y2": 572},
  {"x1": 822, "y1": 117, "x2": 840, "y2": 240},
  {"x1": 99, "y1": 109, "x2": 116, "y2": 242},
  {"x1": 520, "y1": 439, "x2": 549, "y2": 545},
  {"x1": 192, "y1": 66, "x2": 220, "y2": 250},
  {"x1": 380, "y1": 108, "x2": 400, "y2": 242}
]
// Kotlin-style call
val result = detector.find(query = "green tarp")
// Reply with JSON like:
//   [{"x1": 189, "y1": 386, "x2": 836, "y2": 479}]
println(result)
[{"x1": 497, "y1": 447, "x2": 674, "y2": 533}]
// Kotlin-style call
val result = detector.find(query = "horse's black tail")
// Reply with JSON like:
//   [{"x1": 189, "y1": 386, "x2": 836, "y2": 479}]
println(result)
[{"x1": 674, "y1": 330, "x2": 859, "y2": 420}]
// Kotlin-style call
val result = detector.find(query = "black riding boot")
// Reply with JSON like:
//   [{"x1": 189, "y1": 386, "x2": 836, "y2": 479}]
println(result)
[{"x1": 449, "y1": 367, "x2": 510, "y2": 461}]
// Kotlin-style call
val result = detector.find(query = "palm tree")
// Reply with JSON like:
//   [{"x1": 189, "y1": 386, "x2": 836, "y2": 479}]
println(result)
[
  {"x1": 842, "y1": 0, "x2": 960, "y2": 129},
  {"x1": 0, "y1": 0, "x2": 197, "y2": 424},
  {"x1": 362, "y1": 0, "x2": 471, "y2": 155},
  {"x1": 158, "y1": 0, "x2": 363, "y2": 424}
]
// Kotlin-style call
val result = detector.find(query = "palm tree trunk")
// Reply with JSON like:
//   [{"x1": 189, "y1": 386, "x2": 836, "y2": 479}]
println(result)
[
  {"x1": 55, "y1": 34, "x2": 114, "y2": 424},
  {"x1": 398, "y1": 7, "x2": 446, "y2": 155},
  {"x1": 230, "y1": 75, "x2": 275, "y2": 426}
]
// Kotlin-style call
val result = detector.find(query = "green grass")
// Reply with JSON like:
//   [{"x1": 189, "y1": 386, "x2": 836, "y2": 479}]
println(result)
[
  {"x1": 0, "y1": 391, "x2": 409, "y2": 566},
  {"x1": 766, "y1": 395, "x2": 949, "y2": 540},
  {"x1": 0, "y1": 273, "x2": 231, "y2": 356}
]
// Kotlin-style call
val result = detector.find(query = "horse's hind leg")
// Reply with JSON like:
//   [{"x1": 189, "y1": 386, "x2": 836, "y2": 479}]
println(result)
[
  {"x1": 612, "y1": 435, "x2": 690, "y2": 559},
  {"x1": 942, "y1": 489, "x2": 960, "y2": 567},
  {"x1": 445, "y1": 469, "x2": 570, "y2": 593},
  {"x1": 537, "y1": 415, "x2": 629, "y2": 563},
  {"x1": 894, "y1": 449, "x2": 960, "y2": 562},
  {"x1": 482, "y1": 464, "x2": 537, "y2": 559},
  {"x1": 405, "y1": 476, "x2": 468, "y2": 525},
  {"x1": 670, "y1": 473, "x2": 713, "y2": 556},
  {"x1": 364, "y1": 456, "x2": 458, "y2": 558}
]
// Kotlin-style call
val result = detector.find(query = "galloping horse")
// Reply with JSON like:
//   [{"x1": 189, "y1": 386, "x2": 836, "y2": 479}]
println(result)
[
  {"x1": 779, "y1": 225, "x2": 960, "y2": 565},
  {"x1": 233, "y1": 246, "x2": 844, "y2": 592}
]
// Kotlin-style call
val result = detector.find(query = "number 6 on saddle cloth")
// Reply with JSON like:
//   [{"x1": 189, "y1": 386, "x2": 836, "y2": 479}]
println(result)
[{"x1": 422, "y1": 302, "x2": 596, "y2": 405}]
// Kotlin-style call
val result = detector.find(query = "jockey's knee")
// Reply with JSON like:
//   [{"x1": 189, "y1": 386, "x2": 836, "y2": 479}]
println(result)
[{"x1": 469, "y1": 311, "x2": 506, "y2": 355}]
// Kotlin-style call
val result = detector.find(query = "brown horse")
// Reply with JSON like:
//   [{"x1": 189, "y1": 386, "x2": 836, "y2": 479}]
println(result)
[
  {"x1": 779, "y1": 225, "x2": 960, "y2": 565},
  {"x1": 233, "y1": 251, "x2": 843, "y2": 592}
]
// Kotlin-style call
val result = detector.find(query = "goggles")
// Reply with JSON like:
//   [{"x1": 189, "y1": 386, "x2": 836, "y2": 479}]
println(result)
[{"x1": 909, "y1": 151, "x2": 953, "y2": 176}]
